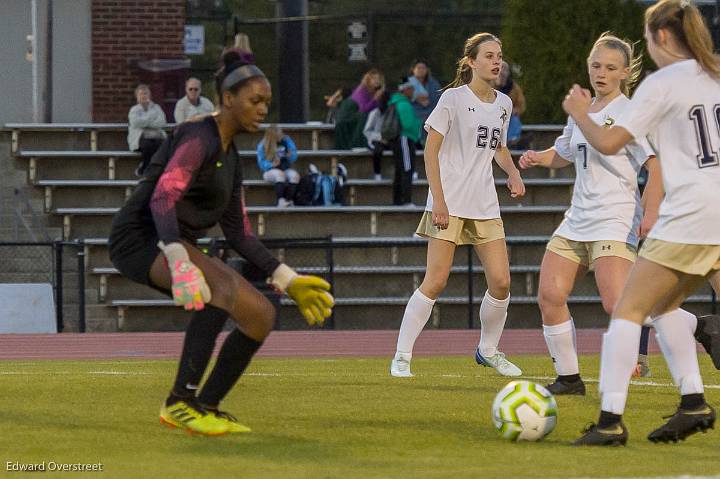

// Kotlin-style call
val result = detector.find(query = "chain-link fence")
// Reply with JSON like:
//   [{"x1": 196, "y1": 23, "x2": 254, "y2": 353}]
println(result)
[{"x1": 0, "y1": 241, "x2": 85, "y2": 332}]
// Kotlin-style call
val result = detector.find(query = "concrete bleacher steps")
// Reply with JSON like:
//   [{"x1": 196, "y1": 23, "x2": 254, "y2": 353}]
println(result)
[
  {"x1": 15, "y1": 148, "x2": 577, "y2": 182},
  {"x1": 7, "y1": 123, "x2": 715, "y2": 332},
  {"x1": 104, "y1": 295, "x2": 717, "y2": 332},
  {"x1": 6, "y1": 123, "x2": 560, "y2": 153},
  {"x1": 80, "y1": 236, "x2": 555, "y2": 271},
  {"x1": 51, "y1": 205, "x2": 569, "y2": 239},
  {"x1": 36, "y1": 178, "x2": 575, "y2": 210},
  {"x1": 5, "y1": 122, "x2": 337, "y2": 152}
]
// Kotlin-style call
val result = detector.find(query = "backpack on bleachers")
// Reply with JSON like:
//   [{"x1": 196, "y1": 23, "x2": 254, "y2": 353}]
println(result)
[
  {"x1": 380, "y1": 103, "x2": 400, "y2": 143},
  {"x1": 294, "y1": 163, "x2": 348, "y2": 206},
  {"x1": 294, "y1": 171, "x2": 319, "y2": 206}
]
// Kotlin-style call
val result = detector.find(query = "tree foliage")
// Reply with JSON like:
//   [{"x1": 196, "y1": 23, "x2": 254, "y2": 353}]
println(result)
[{"x1": 502, "y1": 0, "x2": 646, "y2": 124}]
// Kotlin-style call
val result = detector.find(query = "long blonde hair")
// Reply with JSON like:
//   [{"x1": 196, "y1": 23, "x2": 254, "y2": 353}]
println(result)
[
  {"x1": 360, "y1": 68, "x2": 385, "y2": 91},
  {"x1": 263, "y1": 125, "x2": 284, "y2": 160},
  {"x1": 646, "y1": 0, "x2": 720, "y2": 79},
  {"x1": 446, "y1": 33, "x2": 502, "y2": 89},
  {"x1": 588, "y1": 32, "x2": 643, "y2": 96}
]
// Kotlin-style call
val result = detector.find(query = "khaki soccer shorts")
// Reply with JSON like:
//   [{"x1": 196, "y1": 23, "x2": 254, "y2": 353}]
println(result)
[
  {"x1": 546, "y1": 235, "x2": 637, "y2": 269},
  {"x1": 416, "y1": 212, "x2": 505, "y2": 246},
  {"x1": 639, "y1": 238, "x2": 720, "y2": 276}
]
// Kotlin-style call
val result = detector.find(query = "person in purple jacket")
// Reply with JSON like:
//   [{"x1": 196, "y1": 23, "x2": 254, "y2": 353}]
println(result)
[
  {"x1": 352, "y1": 68, "x2": 385, "y2": 113},
  {"x1": 335, "y1": 69, "x2": 385, "y2": 149}
]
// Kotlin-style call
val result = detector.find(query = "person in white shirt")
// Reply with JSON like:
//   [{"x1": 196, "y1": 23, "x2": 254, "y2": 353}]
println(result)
[
  {"x1": 564, "y1": 0, "x2": 720, "y2": 446},
  {"x1": 174, "y1": 77, "x2": 215, "y2": 123},
  {"x1": 127, "y1": 84, "x2": 167, "y2": 176},
  {"x1": 390, "y1": 32, "x2": 526, "y2": 378},
  {"x1": 362, "y1": 91, "x2": 392, "y2": 180},
  {"x1": 519, "y1": 33, "x2": 662, "y2": 395}
]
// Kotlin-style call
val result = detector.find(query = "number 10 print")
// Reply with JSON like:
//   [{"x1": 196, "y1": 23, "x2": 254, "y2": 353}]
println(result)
[{"x1": 689, "y1": 104, "x2": 720, "y2": 168}]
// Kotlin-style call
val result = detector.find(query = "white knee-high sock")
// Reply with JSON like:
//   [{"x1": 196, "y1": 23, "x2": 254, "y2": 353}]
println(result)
[
  {"x1": 645, "y1": 308, "x2": 697, "y2": 333},
  {"x1": 396, "y1": 289, "x2": 436, "y2": 354},
  {"x1": 599, "y1": 319, "x2": 641, "y2": 415},
  {"x1": 478, "y1": 290, "x2": 510, "y2": 357},
  {"x1": 653, "y1": 309, "x2": 704, "y2": 395},
  {"x1": 543, "y1": 318, "x2": 579, "y2": 376},
  {"x1": 680, "y1": 308, "x2": 698, "y2": 334}
]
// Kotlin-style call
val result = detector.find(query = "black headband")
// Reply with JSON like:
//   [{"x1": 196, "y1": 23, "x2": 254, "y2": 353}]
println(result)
[{"x1": 221, "y1": 65, "x2": 265, "y2": 92}]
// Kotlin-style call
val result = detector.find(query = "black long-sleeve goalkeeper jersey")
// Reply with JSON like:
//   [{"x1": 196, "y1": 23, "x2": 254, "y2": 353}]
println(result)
[{"x1": 114, "y1": 115, "x2": 279, "y2": 277}]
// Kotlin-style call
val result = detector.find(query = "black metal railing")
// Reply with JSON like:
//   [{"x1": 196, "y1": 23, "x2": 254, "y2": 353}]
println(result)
[{"x1": 2, "y1": 237, "x2": 717, "y2": 332}]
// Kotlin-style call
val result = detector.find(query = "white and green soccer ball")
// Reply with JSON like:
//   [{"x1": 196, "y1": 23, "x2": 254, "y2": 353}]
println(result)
[{"x1": 491, "y1": 380, "x2": 558, "y2": 441}]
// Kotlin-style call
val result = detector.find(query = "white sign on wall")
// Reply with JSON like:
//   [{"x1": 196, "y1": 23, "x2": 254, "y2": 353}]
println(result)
[
  {"x1": 347, "y1": 21, "x2": 367, "y2": 40},
  {"x1": 184, "y1": 25, "x2": 205, "y2": 55},
  {"x1": 348, "y1": 43, "x2": 367, "y2": 62}
]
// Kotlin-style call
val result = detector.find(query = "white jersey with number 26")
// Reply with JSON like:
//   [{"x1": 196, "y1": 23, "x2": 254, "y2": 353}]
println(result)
[
  {"x1": 424, "y1": 85, "x2": 513, "y2": 220},
  {"x1": 616, "y1": 59, "x2": 720, "y2": 245}
]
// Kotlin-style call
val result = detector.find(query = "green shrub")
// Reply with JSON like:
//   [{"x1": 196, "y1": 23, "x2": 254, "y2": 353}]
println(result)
[{"x1": 502, "y1": 0, "x2": 646, "y2": 124}]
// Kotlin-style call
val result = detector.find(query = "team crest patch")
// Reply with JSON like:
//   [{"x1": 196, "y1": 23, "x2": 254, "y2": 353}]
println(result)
[
  {"x1": 500, "y1": 108, "x2": 508, "y2": 123},
  {"x1": 604, "y1": 117, "x2": 615, "y2": 127}
]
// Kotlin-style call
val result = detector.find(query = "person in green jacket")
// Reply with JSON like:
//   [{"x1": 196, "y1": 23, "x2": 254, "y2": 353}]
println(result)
[{"x1": 388, "y1": 79, "x2": 423, "y2": 205}]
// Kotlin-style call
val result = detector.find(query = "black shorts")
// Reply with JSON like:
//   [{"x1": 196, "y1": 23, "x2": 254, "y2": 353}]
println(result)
[{"x1": 108, "y1": 220, "x2": 161, "y2": 287}]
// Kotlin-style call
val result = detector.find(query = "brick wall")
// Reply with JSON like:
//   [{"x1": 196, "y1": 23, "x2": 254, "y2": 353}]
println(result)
[{"x1": 92, "y1": 0, "x2": 186, "y2": 122}]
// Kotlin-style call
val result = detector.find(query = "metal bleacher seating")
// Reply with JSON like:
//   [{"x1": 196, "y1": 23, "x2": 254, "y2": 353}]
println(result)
[{"x1": 3, "y1": 122, "x2": 714, "y2": 332}]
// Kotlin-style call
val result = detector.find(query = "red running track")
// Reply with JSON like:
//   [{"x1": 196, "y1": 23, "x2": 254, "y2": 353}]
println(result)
[{"x1": 0, "y1": 329, "x2": 661, "y2": 361}]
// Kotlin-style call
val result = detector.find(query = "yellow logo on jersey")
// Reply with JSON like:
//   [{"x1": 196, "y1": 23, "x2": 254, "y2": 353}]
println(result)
[{"x1": 604, "y1": 117, "x2": 615, "y2": 127}]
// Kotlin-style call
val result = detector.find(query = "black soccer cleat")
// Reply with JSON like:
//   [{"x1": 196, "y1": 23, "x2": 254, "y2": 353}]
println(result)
[
  {"x1": 695, "y1": 315, "x2": 720, "y2": 369},
  {"x1": 647, "y1": 404, "x2": 716, "y2": 443},
  {"x1": 546, "y1": 377, "x2": 586, "y2": 396},
  {"x1": 573, "y1": 422, "x2": 628, "y2": 446}
]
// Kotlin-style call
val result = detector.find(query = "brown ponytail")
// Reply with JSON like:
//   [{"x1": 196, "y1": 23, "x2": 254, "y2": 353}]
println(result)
[
  {"x1": 445, "y1": 33, "x2": 502, "y2": 89},
  {"x1": 589, "y1": 31, "x2": 643, "y2": 96},
  {"x1": 645, "y1": 0, "x2": 720, "y2": 80}
]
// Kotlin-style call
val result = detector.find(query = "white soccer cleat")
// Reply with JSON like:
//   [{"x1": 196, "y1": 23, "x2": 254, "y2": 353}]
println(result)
[
  {"x1": 390, "y1": 352, "x2": 414, "y2": 377},
  {"x1": 475, "y1": 349, "x2": 522, "y2": 377}
]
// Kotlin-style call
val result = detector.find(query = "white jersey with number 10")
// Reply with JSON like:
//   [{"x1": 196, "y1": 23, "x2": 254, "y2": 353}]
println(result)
[{"x1": 616, "y1": 59, "x2": 720, "y2": 244}]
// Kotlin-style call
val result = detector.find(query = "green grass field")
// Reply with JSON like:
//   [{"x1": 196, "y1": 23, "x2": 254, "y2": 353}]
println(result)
[{"x1": 1, "y1": 355, "x2": 719, "y2": 479}]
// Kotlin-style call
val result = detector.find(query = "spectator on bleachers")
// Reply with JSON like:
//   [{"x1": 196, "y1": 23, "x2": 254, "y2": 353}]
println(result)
[
  {"x1": 128, "y1": 84, "x2": 167, "y2": 176},
  {"x1": 233, "y1": 32, "x2": 255, "y2": 63},
  {"x1": 352, "y1": 68, "x2": 385, "y2": 113},
  {"x1": 408, "y1": 59, "x2": 442, "y2": 133},
  {"x1": 174, "y1": 77, "x2": 214, "y2": 123},
  {"x1": 494, "y1": 61, "x2": 526, "y2": 146},
  {"x1": 323, "y1": 87, "x2": 350, "y2": 124},
  {"x1": 335, "y1": 69, "x2": 385, "y2": 149},
  {"x1": 362, "y1": 90, "x2": 392, "y2": 180},
  {"x1": 389, "y1": 78, "x2": 422, "y2": 205},
  {"x1": 256, "y1": 125, "x2": 299, "y2": 207}
]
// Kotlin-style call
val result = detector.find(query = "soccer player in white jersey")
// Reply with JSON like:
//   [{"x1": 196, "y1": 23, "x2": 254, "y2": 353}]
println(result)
[
  {"x1": 563, "y1": 0, "x2": 720, "y2": 445},
  {"x1": 390, "y1": 32, "x2": 526, "y2": 378},
  {"x1": 519, "y1": 33, "x2": 664, "y2": 396}
]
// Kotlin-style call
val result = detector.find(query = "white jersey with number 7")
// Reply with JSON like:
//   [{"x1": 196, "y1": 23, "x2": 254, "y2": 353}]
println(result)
[
  {"x1": 615, "y1": 59, "x2": 720, "y2": 244},
  {"x1": 553, "y1": 95, "x2": 653, "y2": 246}
]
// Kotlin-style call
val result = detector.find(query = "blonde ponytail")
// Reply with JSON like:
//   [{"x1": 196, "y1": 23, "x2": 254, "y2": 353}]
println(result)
[
  {"x1": 589, "y1": 31, "x2": 643, "y2": 96},
  {"x1": 263, "y1": 125, "x2": 283, "y2": 161}
]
